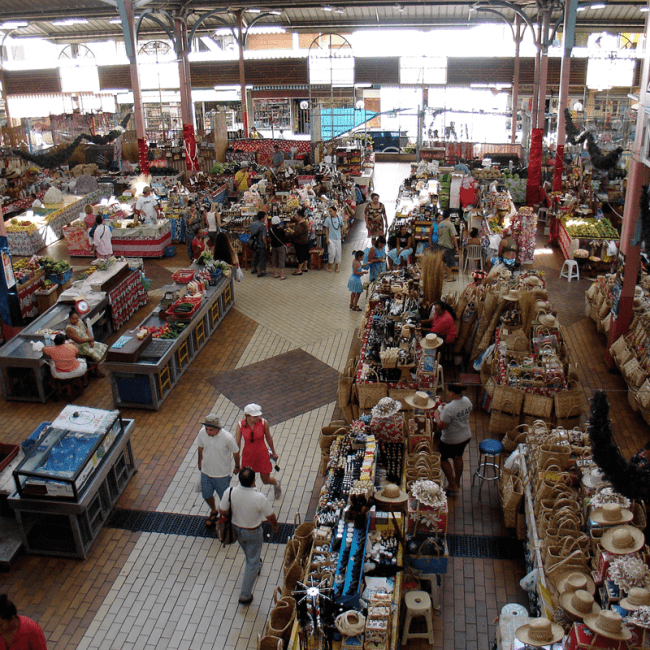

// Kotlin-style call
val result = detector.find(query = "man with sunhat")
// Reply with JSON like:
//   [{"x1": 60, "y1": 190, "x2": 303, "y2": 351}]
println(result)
[
  {"x1": 196, "y1": 414, "x2": 240, "y2": 528},
  {"x1": 135, "y1": 185, "x2": 161, "y2": 224}
]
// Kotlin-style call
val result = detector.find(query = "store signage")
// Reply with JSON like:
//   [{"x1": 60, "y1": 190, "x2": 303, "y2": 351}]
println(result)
[{"x1": 1, "y1": 251, "x2": 15, "y2": 289}]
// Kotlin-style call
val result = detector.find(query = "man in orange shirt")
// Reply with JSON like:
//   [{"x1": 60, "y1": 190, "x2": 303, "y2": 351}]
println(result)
[{"x1": 44, "y1": 334, "x2": 87, "y2": 379}]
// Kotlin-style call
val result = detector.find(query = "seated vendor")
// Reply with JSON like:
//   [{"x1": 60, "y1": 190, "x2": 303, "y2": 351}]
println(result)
[
  {"x1": 44, "y1": 333, "x2": 87, "y2": 379},
  {"x1": 65, "y1": 310, "x2": 107, "y2": 375},
  {"x1": 464, "y1": 227, "x2": 481, "y2": 246},
  {"x1": 420, "y1": 300, "x2": 458, "y2": 349},
  {"x1": 387, "y1": 224, "x2": 414, "y2": 269},
  {"x1": 192, "y1": 229, "x2": 207, "y2": 261}
]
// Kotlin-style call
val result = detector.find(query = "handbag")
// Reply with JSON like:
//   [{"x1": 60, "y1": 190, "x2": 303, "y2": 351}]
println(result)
[{"x1": 218, "y1": 488, "x2": 237, "y2": 546}]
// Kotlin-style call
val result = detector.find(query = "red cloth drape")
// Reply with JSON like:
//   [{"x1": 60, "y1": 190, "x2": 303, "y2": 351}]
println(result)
[
  {"x1": 138, "y1": 138, "x2": 149, "y2": 175},
  {"x1": 183, "y1": 124, "x2": 199, "y2": 173},
  {"x1": 526, "y1": 128, "x2": 543, "y2": 206}
]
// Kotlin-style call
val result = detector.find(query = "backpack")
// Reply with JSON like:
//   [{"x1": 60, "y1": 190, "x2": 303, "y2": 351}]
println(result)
[{"x1": 249, "y1": 223, "x2": 261, "y2": 251}]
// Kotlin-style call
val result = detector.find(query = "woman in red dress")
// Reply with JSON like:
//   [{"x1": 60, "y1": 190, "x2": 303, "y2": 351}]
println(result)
[{"x1": 235, "y1": 403, "x2": 282, "y2": 499}]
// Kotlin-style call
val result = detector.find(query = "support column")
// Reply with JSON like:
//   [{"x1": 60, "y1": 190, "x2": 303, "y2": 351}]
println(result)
[
  {"x1": 511, "y1": 16, "x2": 522, "y2": 145},
  {"x1": 606, "y1": 12, "x2": 650, "y2": 363},
  {"x1": 531, "y1": 48, "x2": 541, "y2": 129},
  {"x1": 553, "y1": 0, "x2": 579, "y2": 193},
  {"x1": 0, "y1": 69, "x2": 15, "y2": 148},
  {"x1": 175, "y1": 19, "x2": 198, "y2": 174},
  {"x1": 536, "y1": 10, "x2": 550, "y2": 131},
  {"x1": 116, "y1": 0, "x2": 148, "y2": 174},
  {"x1": 236, "y1": 11, "x2": 249, "y2": 138}
]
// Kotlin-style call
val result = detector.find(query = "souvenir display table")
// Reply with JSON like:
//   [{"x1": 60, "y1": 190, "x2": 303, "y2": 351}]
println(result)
[
  {"x1": 558, "y1": 212, "x2": 620, "y2": 262},
  {"x1": 228, "y1": 138, "x2": 310, "y2": 166},
  {"x1": 0, "y1": 296, "x2": 110, "y2": 403},
  {"x1": 110, "y1": 219, "x2": 172, "y2": 258},
  {"x1": 5, "y1": 185, "x2": 112, "y2": 256},
  {"x1": 7, "y1": 407, "x2": 136, "y2": 559},
  {"x1": 104, "y1": 268, "x2": 234, "y2": 410}
]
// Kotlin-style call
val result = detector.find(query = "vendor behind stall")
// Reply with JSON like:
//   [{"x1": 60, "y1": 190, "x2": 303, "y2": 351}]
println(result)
[
  {"x1": 65, "y1": 310, "x2": 108, "y2": 373},
  {"x1": 235, "y1": 162, "x2": 251, "y2": 196},
  {"x1": 420, "y1": 300, "x2": 458, "y2": 355},
  {"x1": 83, "y1": 204, "x2": 95, "y2": 229},
  {"x1": 135, "y1": 186, "x2": 162, "y2": 224}
]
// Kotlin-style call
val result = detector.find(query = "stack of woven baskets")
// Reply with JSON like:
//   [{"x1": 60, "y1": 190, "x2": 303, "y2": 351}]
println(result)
[
  {"x1": 404, "y1": 440, "x2": 442, "y2": 492},
  {"x1": 318, "y1": 422, "x2": 348, "y2": 477}
]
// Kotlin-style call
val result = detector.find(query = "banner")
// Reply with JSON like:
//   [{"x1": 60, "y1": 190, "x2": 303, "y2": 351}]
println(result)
[{"x1": 525, "y1": 128, "x2": 543, "y2": 206}]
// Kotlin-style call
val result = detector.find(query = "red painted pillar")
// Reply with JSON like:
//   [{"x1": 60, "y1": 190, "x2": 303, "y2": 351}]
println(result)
[
  {"x1": 175, "y1": 19, "x2": 198, "y2": 174},
  {"x1": 236, "y1": 11, "x2": 249, "y2": 138}
]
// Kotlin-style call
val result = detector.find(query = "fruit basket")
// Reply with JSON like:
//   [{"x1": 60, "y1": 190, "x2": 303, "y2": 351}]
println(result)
[{"x1": 171, "y1": 269, "x2": 196, "y2": 284}]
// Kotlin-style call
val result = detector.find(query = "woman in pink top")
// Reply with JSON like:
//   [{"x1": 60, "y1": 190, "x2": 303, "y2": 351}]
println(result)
[
  {"x1": 235, "y1": 403, "x2": 282, "y2": 499},
  {"x1": 44, "y1": 334, "x2": 87, "y2": 379},
  {"x1": 0, "y1": 593, "x2": 47, "y2": 650}
]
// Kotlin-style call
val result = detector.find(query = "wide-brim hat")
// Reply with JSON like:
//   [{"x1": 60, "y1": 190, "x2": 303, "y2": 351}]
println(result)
[
  {"x1": 583, "y1": 610, "x2": 632, "y2": 641},
  {"x1": 420, "y1": 333, "x2": 443, "y2": 349},
  {"x1": 591, "y1": 502, "x2": 634, "y2": 526},
  {"x1": 601, "y1": 525, "x2": 645, "y2": 554},
  {"x1": 405, "y1": 391, "x2": 436, "y2": 410},
  {"x1": 503, "y1": 290, "x2": 521, "y2": 302},
  {"x1": 538, "y1": 313, "x2": 560, "y2": 329},
  {"x1": 560, "y1": 589, "x2": 600, "y2": 619},
  {"x1": 557, "y1": 571, "x2": 596, "y2": 596},
  {"x1": 374, "y1": 484, "x2": 408, "y2": 511},
  {"x1": 523, "y1": 275, "x2": 543, "y2": 287},
  {"x1": 371, "y1": 397, "x2": 402, "y2": 419},
  {"x1": 620, "y1": 588, "x2": 650, "y2": 611},
  {"x1": 202, "y1": 414, "x2": 221, "y2": 428},
  {"x1": 515, "y1": 618, "x2": 564, "y2": 647}
]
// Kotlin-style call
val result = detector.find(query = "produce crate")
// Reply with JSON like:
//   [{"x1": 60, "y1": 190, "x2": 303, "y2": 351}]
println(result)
[
  {"x1": 164, "y1": 246, "x2": 176, "y2": 257},
  {"x1": 171, "y1": 269, "x2": 195, "y2": 284},
  {"x1": 49, "y1": 269, "x2": 73, "y2": 285},
  {"x1": 167, "y1": 295, "x2": 203, "y2": 322},
  {"x1": 208, "y1": 270, "x2": 222, "y2": 285}
]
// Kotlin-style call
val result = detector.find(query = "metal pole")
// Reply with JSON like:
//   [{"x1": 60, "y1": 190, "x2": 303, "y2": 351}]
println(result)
[
  {"x1": 511, "y1": 16, "x2": 522, "y2": 144},
  {"x1": 537, "y1": 9, "x2": 550, "y2": 131},
  {"x1": 236, "y1": 11, "x2": 249, "y2": 138}
]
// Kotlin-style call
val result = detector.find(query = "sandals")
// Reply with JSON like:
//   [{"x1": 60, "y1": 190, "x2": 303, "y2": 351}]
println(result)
[
  {"x1": 352, "y1": 306, "x2": 362, "y2": 311},
  {"x1": 292, "y1": 271, "x2": 303, "y2": 276},
  {"x1": 205, "y1": 512, "x2": 218, "y2": 527}
]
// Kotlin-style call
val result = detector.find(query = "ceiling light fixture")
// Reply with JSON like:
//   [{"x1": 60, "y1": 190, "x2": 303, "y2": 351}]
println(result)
[
  {"x1": 590, "y1": 3, "x2": 606, "y2": 8},
  {"x1": 576, "y1": 5, "x2": 587, "y2": 10},
  {"x1": 333, "y1": 7, "x2": 345, "y2": 13},
  {"x1": 109, "y1": 18, "x2": 123, "y2": 24},
  {"x1": 51, "y1": 18, "x2": 89, "y2": 26},
  {"x1": 641, "y1": 5, "x2": 649, "y2": 11},
  {"x1": 0, "y1": 21, "x2": 28, "y2": 29},
  {"x1": 245, "y1": 8, "x2": 261, "y2": 12},
  {"x1": 394, "y1": 3, "x2": 406, "y2": 11},
  {"x1": 322, "y1": 5, "x2": 333, "y2": 11},
  {"x1": 269, "y1": 9, "x2": 282, "y2": 14}
]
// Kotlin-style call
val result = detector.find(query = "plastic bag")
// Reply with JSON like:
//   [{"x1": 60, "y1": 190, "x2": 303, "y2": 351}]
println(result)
[
  {"x1": 504, "y1": 447, "x2": 524, "y2": 471},
  {"x1": 234, "y1": 266, "x2": 244, "y2": 282},
  {"x1": 520, "y1": 569, "x2": 538, "y2": 592}
]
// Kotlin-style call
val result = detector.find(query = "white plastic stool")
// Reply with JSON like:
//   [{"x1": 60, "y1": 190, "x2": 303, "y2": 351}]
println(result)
[
  {"x1": 537, "y1": 207, "x2": 548, "y2": 224},
  {"x1": 402, "y1": 591, "x2": 435, "y2": 645},
  {"x1": 560, "y1": 259, "x2": 580, "y2": 282}
]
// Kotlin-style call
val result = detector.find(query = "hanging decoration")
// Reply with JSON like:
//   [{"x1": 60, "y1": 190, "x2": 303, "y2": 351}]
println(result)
[
  {"x1": 564, "y1": 108, "x2": 623, "y2": 171},
  {"x1": 526, "y1": 128, "x2": 543, "y2": 205},
  {"x1": 587, "y1": 390, "x2": 650, "y2": 502},
  {"x1": 80, "y1": 113, "x2": 132, "y2": 146}
]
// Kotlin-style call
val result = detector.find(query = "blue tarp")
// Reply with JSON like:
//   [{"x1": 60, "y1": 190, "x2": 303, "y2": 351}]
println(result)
[{"x1": 320, "y1": 109, "x2": 377, "y2": 141}]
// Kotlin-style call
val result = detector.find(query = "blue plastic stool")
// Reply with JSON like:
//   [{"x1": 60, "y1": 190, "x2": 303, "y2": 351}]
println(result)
[{"x1": 472, "y1": 439, "x2": 504, "y2": 498}]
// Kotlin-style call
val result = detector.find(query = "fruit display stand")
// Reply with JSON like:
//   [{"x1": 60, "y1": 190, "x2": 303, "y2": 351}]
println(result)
[
  {"x1": 558, "y1": 214, "x2": 620, "y2": 261},
  {"x1": 109, "y1": 219, "x2": 172, "y2": 258},
  {"x1": 104, "y1": 271, "x2": 234, "y2": 410},
  {"x1": 0, "y1": 296, "x2": 111, "y2": 403},
  {"x1": 5, "y1": 185, "x2": 112, "y2": 257}
]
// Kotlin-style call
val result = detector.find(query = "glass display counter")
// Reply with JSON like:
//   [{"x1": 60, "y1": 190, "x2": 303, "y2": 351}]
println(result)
[
  {"x1": 8, "y1": 409, "x2": 136, "y2": 559},
  {"x1": 105, "y1": 272, "x2": 234, "y2": 410},
  {"x1": 0, "y1": 297, "x2": 110, "y2": 403}
]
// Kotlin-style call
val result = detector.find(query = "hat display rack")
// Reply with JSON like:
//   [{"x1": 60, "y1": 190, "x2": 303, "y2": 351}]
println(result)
[{"x1": 506, "y1": 389, "x2": 648, "y2": 650}]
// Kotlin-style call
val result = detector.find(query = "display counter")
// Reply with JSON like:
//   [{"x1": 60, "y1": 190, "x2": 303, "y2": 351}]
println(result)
[
  {"x1": 0, "y1": 297, "x2": 111, "y2": 403},
  {"x1": 110, "y1": 219, "x2": 172, "y2": 258},
  {"x1": 105, "y1": 273, "x2": 234, "y2": 410},
  {"x1": 8, "y1": 414, "x2": 135, "y2": 559},
  {"x1": 5, "y1": 185, "x2": 112, "y2": 256},
  {"x1": 558, "y1": 221, "x2": 619, "y2": 261}
]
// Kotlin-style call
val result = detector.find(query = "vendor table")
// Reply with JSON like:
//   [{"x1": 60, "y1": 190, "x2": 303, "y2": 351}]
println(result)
[
  {"x1": 7, "y1": 418, "x2": 135, "y2": 559},
  {"x1": 106, "y1": 267, "x2": 148, "y2": 330},
  {"x1": 558, "y1": 221, "x2": 619, "y2": 261},
  {"x1": 105, "y1": 272, "x2": 234, "y2": 410},
  {"x1": 110, "y1": 219, "x2": 172, "y2": 258},
  {"x1": 5, "y1": 185, "x2": 112, "y2": 256},
  {"x1": 0, "y1": 297, "x2": 111, "y2": 403}
]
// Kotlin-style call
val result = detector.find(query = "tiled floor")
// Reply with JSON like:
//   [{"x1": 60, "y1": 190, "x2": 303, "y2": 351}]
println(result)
[{"x1": 0, "y1": 163, "x2": 647, "y2": 650}]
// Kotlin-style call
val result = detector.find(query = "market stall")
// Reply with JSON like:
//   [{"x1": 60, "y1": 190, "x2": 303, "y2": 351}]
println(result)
[
  {"x1": 558, "y1": 211, "x2": 619, "y2": 263},
  {"x1": 110, "y1": 219, "x2": 172, "y2": 258},
  {"x1": 104, "y1": 264, "x2": 234, "y2": 410},
  {"x1": 7, "y1": 406, "x2": 136, "y2": 559}
]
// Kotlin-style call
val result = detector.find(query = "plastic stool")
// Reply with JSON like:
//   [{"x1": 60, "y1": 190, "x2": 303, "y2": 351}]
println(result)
[
  {"x1": 560, "y1": 259, "x2": 580, "y2": 282},
  {"x1": 472, "y1": 439, "x2": 504, "y2": 498},
  {"x1": 537, "y1": 207, "x2": 548, "y2": 224},
  {"x1": 435, "y1": 362, "x2": 444, "y2": 393},
  {"x1": 402, "y1": 591, "x2": 434, "y2": 645}
]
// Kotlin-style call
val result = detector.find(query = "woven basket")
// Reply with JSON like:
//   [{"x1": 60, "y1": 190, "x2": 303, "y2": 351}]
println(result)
[
  {"x1": 257, "y1": 635, "x2": 283, "y2": 650},
  {"x1": 554, "y1": 380, "x2": 583, "y2": 419},
  {"x1": 629, "y1": 386, "x2": 641, "y2": 412},
  {"x1": 503, "y1": 424, "x2": 529, "y2": 453},
  {"x1": 633, "y1": 501, "x2": 647, "y2": 530},
  {"x1": 488, "y1": 403, "x2": 520, "y2": 436},
  {"x1": 639, "y1": 403, "x2": 650, "y2": 427},
  {"x1": 501, "y1": 475, "x2": 523, "y2": 527},
  {"x1": 492, "y1": 385, "x2": 524, "y2": 414},
  {"x1": 555, "y1": 405, "x2": 583, "y2": 429},
  {"x1": 357, "y1": 369, "x2": 387, "y2": 411},
  {"x1": 523, "y1": 392, "x2": 554, "y2": 419}
]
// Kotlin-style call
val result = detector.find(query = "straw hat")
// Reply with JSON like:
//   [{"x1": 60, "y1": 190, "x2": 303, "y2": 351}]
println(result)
[
  {"x1": 538, "y1": 313, "x2": 559, "y2": 329},
  {"x1": 515, "y1": 618, "x2": 564, "y2": 647},
  {"x1": 374, "y1": 484, "x2": 408, "y2": 511},
  {"x1": 583, "y1": 610, "x2": 632, "y2": 641},
  {"x1": 601, "y1": 525, "x2": 645, "y2": 554},
  {"x1": 420, "y1": 333, "x2": 444, "y2": 349},
  {"x1": 620, "y1": 588, "x2": 650, "y2": 611},
  {"x1": 559, "y1": 589, "x2": 600, "y2": 619},
  {"x1": 371, "y1": 397, "x2": 402, "y2": 419},
  {"x1": 405, "y1": 391, "x2": 436, "y2": 410},
  {"x1": 591, "y1": 502, "x2": 634, "y2": 526},
  {"x1": 523, "y1": 275, "x2": 543, "y2": 287},
  {"x1": 503, "y1": 290, "x2": 521, "y2": 302},
  {"x1": 556, "y1": 572, "x2": 596, "y2": 596},
  {"x1": 202, "y1": 414, "x2": 222, "y2": 429}
]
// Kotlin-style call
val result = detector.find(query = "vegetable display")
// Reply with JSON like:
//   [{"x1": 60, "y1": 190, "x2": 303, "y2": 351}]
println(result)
[{"x1": 561, "y1": 216, "x2": 618, "y2": 239}]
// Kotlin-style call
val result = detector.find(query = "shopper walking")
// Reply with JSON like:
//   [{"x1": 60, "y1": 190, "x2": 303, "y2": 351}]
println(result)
[
  {"x1": 197, "y1": 414, "x2": 240, "y2": 528},
  {"x1": 434, "y1": 382, "x2": 472, "y2": 493},
  {"x1": 219, "y1": 467, "x2": 279, "y2": 605},
  {"x1": 291, "y1": 207, "x2": 310, "y2": 275},
  {"x1": 437, "y1": 211, "x2": 459, "y2": 282},
  {"x1": 235, "y1": 404, "x2": 281, "y2": 499},
  {"x1": 92, "y1": 215, "x2": 113, "y2": 259},
  {"x1": 249, "y1": 211, "x2": 268, "y2": 278},
  {"x1": 0, "y1": 594, "x2": 47, "y2": 650},
  {"x1": 348, "y1": 250, "x2": 367, "y2": 311},
  {"x1": 324, "y1": 205, "x2": 343, "y2": 273},
  {"x1": 269, "y1": 215, "x2": 288, "y2": 280},
  {"x1": 203, "y1": 203, "x2": 221, "y2": 251},
  {"x1": 364, "y1": 193, "x2": 388, "y2": 239}
]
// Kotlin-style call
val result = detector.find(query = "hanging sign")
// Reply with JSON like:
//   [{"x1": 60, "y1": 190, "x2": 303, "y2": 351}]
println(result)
[{"x1": 1, "y1": 251, "x2": 15, "y2": 289}]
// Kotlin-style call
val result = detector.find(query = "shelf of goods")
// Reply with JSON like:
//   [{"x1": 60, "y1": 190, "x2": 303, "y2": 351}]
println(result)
[
  {"x1": 7, "y1": 407, "x2": 136, "y2": 559},
  {"x1": 558, "y1": 213, "x2": 619, "y2": 262},
  {"x1": 5, "y1": 185, "x2": 112, "y2": 256},
  {"x1": 227, "y1": 139, "x2": 311, "y2": 166},
  {"x1": 104, "y1": 270, "x2": 234, "y2": 410},
  {"x1": 0, "y1": 296, "x2": 111, "y2": 403},
  {"x1": 500, "y1": 416, "x2": 648, "y2": 648},
  {"x1": 336, "y1": 147, "x2": 362, "y2": 176},
  {"x1": 110, "y1": 219, "x2": 172, "y2": 258}
]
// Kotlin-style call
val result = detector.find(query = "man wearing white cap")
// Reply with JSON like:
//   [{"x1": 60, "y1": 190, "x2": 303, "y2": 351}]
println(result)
[
  {"x1": 135, "y1": 186, "x2": 161, "y2": 224},
  {"x1": 197, "y1": 414, "x2": 240, "y2": 528}
]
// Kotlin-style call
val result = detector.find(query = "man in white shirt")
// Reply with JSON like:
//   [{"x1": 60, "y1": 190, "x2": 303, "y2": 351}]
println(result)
[
  {"x1": 220, "y1": 467, "x2": 279, "y2": 605},
  {"x1": 197, "y1": 414, "x2": 240, "y2": 528},
  {"x1": 135, "y1": 186, "x2": 161, "y2": 224},
  {"x1": 93, "y1": 215, "x2": 113, "y2": 259}
]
